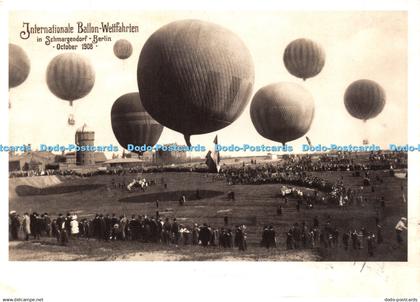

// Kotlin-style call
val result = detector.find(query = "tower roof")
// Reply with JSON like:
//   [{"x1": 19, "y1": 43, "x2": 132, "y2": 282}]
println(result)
[{"x1": 76, "y1": 123, "x2": 94, "y2": 133}]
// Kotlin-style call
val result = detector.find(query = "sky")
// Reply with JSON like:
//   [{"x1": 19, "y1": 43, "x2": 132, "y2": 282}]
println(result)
[{"x1": 8, "y1": 11, "x2": 407, "y2": 157}]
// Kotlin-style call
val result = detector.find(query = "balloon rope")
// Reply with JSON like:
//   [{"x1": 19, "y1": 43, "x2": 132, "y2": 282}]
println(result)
[
  {"x1": 72, "y1": 104, "x2": 76, "y2": 123},
  {"x1": 184, "y1": 134, "x2": 191, "y2": 147},
  {"x1": 67, "y1": 102, "x2": 77, "y2": 127},
  {"x1": 362, "y1": 120, "x2": 369, "y2": 145},
  {"x1": 366, "y1": 121, "x2": 371, "y2": 145}
]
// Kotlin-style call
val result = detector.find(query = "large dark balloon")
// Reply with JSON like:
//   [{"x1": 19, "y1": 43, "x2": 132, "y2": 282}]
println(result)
[
  {"x1": 111, "y1": 92, "x2": 163, "y2": 153},
  {"x1": 46, "y1": 53, "x2": 95, "y2": 106},
  {"x1": 250, "y1": 82, "x2": 315, "y2": 145},
  {"x1": 344, "y1": 79, "x2": 386, "y2": 121},
  {"x1": 113, "y1": 39, "x2": 133, "y2": 60},
  {"x1": 9, "y1": 43, "x2": 30, "y2": 89},
  {"x1": 283, "y1": 38, "x2": 325, "y2": 81},
  {"x1": 138, "y1": 19, "x2": 255, "y2": 146}
]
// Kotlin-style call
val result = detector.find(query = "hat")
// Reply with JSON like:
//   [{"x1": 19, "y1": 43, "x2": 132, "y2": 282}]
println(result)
[{"x1": 10, "y1": 211, "x2": 16, "y2": 215}]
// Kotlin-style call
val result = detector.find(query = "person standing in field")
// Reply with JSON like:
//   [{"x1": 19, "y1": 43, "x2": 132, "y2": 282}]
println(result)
[
  {"x1": 351, "y1": 230, "x2": 358, "y2": 250},
  {"x1": 65, "y1": 213, "x2": 72, "y2": 239},
  {"x1": 10, "y1": 211, "x2": 20, "y2": 240},
  {"x1": 55, "y1": 214, "x2": 64, "y2": 242},
  {"x1": 192, "y1": 223, "x2": 199, "y2": 245},
  {"x1": 261, "y1": 226, "x2": 269, "y2": 248},
  {"x1": 179, "y1": 195, "x2": 186, "y2": 206},
  {"x1": 268, "y1": 225, "x2": 276, "y2": 248},
  {"x1": 367, "y1": 233, "x2": 376, "y2": 257},
  {"x1": 237, "y1": 225, "x2": 247, "y2": 251},
  {"x1": 104, "y1": 214, "x2": 112, "y2": 241},
  {"x1": 92, "y1": 214, "x2": 100, "y2": 240},
  {"x1": 308, "y1": 229, "x2": 315, "y2": 248},
  {"x1": 111, "y1": 214, "x2": 119, "y2": 240},
  {"x1": 171, "y1": 218, "x2": 180, "y2": 244},
  {"x1": 376, "y1": 224, "x2": 383, "y2": 244},
  {"x1": 59, "y1": 218, "x2": 68, "y2": 246},
  {"x1": 22, "y1": 212, "x2": 31, "y2": 241},
  {"x1": 51, "y1": 219, "x2": 58, "y2": 240},
  {"x1": 70, "y1": 215, "x2": 79, "y2": 240},
  {"x1": 44, "y1": 213, "x2": 51, "y2": 237},
  {"x1": 120, "y1": 215, "x2": 128, "y2": 241},
  {"x1": 30, "y1": 213, "x2": 36, "y2": 239},
  {"x1": 199, "y1": 224, "x2": 211, "y2": 247},
  {"x1": 395, "y1": 217, "x2": 407, "y2": 244},
  {"x1": 342, "y1": 230, "x2": 350, "y2": 251},
  {"x1": 163, "y1": 218, "x2": 172, "y2": 244},
  {"x1": 286, "y1": 228, "x2": 293, "y2": 250},
  {"x1": 99, "y1": 214, "x2": 106, "y2": 241}
]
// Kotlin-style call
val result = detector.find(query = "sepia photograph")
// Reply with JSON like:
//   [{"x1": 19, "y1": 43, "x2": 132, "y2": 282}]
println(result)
[{"x1": 7, "y1": 10, "x2": 409, "y2": 261}]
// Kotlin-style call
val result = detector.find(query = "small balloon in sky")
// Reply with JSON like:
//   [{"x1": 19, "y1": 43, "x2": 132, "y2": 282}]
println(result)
[
  {"x1": 344, "y1": 79, "x2": 386, "y2": 121},
  {"x1": 283, "y1": 38, "x2": 325, "y2": 81},
  {"x1": 113, "y1": 39, "x2": 133, "y2": 60}
]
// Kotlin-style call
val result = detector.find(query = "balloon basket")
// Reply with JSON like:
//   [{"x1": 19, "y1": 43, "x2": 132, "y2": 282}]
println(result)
[{"x1": 68, "y1": 114, "x2": 75, "y2": 126}]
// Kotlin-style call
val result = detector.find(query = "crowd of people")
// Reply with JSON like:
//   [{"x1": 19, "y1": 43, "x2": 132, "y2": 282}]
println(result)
[
  {"x1": 220, "y1": 151, "x2": 406, "y2": 187},
  {"x1": 283, "y1": 216, "x2": 381, "y2": 257},
  {"x1": 264, "y1": 214, "x2": 407, "y2": 258},
  {"x1": 8, "y1": 164, "x2": 209, "y2": 179},
  {"x1": 9, "y1": 151, "x2": 407, "y2": 179},
  {"x1": 9, "y1": 209, "x2": 407, "y2": 257},
  {"x1": 222, "y1": 167, "x2": 335, "y2": 190},
  {"x1": 8, "y1": 211, "x2": 249, "y2": 251},
  {"x1": 281, "y1": 151, "x2": 407, "y2": 172}
]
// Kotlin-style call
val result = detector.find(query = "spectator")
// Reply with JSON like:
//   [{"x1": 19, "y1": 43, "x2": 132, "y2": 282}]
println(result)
[{"x1": 395, "y1": 217, "x2": 407, "y2": 244}]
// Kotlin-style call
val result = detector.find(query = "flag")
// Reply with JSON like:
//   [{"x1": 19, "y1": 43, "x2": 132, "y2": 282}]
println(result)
[
  {"x1": 305, "y1": 136, "x2": 312, "y2": 147},
  {"x1": 205, "y1": 135, "x2": 220, "y2": 173}
]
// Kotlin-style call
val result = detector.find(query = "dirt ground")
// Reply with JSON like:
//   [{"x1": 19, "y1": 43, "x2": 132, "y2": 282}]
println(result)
[
  {"x1": 9, "y1": 168, "x2": 407, "y2": 261},
  {"x1": 9, "y1": 238, "x2": 320, "y2": 261}
]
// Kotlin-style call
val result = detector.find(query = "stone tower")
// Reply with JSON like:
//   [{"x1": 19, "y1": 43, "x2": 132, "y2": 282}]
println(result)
[{"x1": 75, "y1": 123, "x2": 95, "y2": 166}]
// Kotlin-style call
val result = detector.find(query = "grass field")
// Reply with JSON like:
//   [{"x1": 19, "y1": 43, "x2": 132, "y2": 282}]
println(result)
[{"x1": 9, "y1": 168, "x2": 407, "y2": 261}]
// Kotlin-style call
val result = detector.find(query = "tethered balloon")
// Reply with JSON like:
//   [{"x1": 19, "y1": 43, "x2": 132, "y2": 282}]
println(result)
[
  {"x1": 111, "y1": 92, "x2": 163, "y2": 154},
  {"x1": 46, "y1": 53, "x2": 95, "y2": 125},
  {"x1": 137, "y1": 19, "x2": 255, "y2": 146},
  {"x1": 9, "y1": 43, "x2": 31, "y2": 89},
  {"x1": 9, "y1": 43, "x2": 31, "y2": 109},
  {"x1": 250, "y1": 82, "x2": 315, "y2": 145},
  {"x1": 283, "y1": 38, "x2": 325, "y2": 81},
  {"x1": 46, "y1": 52, "x2": 95, "y2": 107},
  {"x1": 344, "y1": 79, "x2": 386, "y2": 121},
  {"x1": 113, "y1": 39, "x2": 133, "y2": 60}
]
